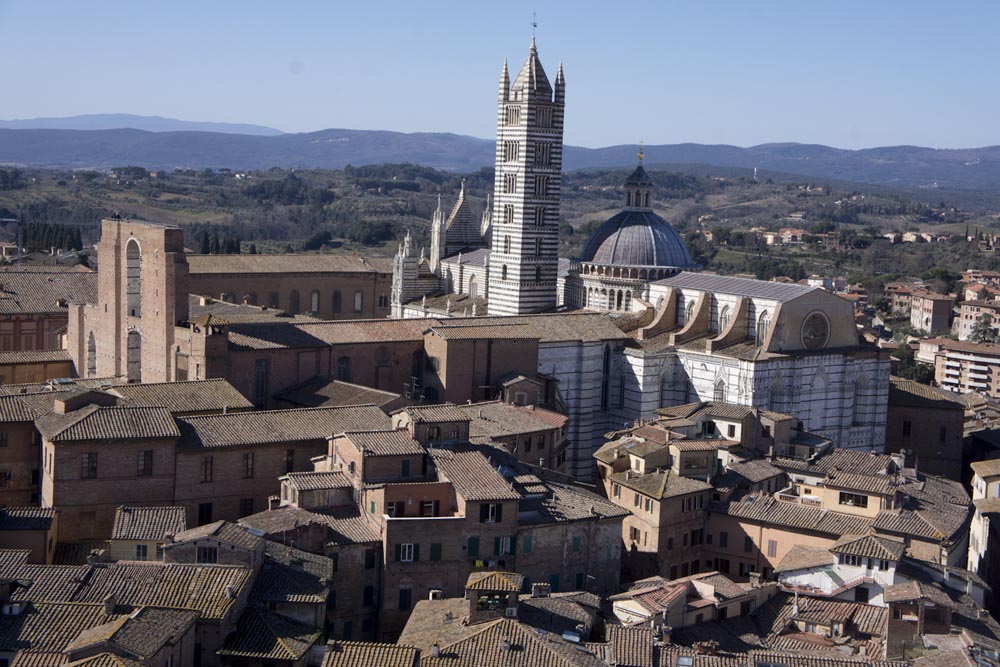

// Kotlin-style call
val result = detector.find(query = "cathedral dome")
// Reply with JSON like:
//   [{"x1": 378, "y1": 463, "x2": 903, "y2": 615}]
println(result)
[{"x1": 580, "y1": 209, "x2": 697, "y2": 268}]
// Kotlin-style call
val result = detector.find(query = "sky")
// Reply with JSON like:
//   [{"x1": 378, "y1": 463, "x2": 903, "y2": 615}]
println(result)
[{"x1": 0, "y1": 0, "x2": 997, "y2": 149}]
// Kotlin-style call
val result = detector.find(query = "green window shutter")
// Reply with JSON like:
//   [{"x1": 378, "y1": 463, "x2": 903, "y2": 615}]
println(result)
[
  {"x1": 412, "y1": 544, "x2": 420, "y2": 562},
  {"x1": 495, "y1": 503, "x2": 503, "y2": 522},
  {"x1": 494, "y1": 537, "x2": 501, "y2": 556},
  {"x1": 394, "y1": 543, "x2": 401, "y2": 562},
  {"x1": 468, "y1": 536, "x2": 479, "y2": 557},
  {"x1": 523, "y1": 534, "x2": 533, "y2": 554},
  {"x1": 572, "y1": 536, "x2": 581, "y2": 553},
  {"x1": 369, "y1": 500, "x2": 375, "y2": 514},
  {"x1": 575, "y1": 572, "x2": 584, "y2": 590},
  {"x1": 548, "y1": 573, "x2": 560, "y2": 593},
  {"x1": 430, "y1": 543, "x2": 442, "y2": 561}
]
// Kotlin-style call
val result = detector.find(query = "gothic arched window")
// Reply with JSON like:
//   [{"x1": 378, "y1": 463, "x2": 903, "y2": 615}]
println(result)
[
  {"x1": 714, "y1": 379, "x2": 726, "y2": 403},
  {"x1": 718, "y1": 305, "x2": 731, "y2": 333},
  {"x1": 756, "y1": 311, "x2": 771, "y2": 343},
  {"x1": 851, "y1": 377, "x2": 865, "y2": 426},
  {"x1": 685, "y1": 299, "x2": 696, "y2": 324}
]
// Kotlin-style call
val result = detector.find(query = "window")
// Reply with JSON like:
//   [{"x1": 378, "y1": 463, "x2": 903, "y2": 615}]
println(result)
[
  {"x1": 430, "y1": 543, "x2": 442, "y2": 561},
  {"x1": 269, "y1": 291, "x2": 280, "y2": 308},
  {"x1": 535, "y1": 175, "x2": 549, "y2": 196},
  {"x1": 0, "y1": 432, "x2": 7, "y2": 447},
  {"x1": 572, "y1": 536, "x2": 581, "y2": 552},
  {"x1": 536, "y1": 106, "x2": 552, "y2": 127},
  {"x1": 285, "y1": 449, "x2": 294, "y2": 473},
  {"x1": 667, "y1": 537, "x2": 674, "y2": 550},
  {"x1": 378, "y1": 294, "x2": 389, "y2": 309},
  {"x1": 939, "y1": 426, "x2": 947, "y2": 443},
  {"x1": 744, "y1": 536, "x2": 753, "y2": 553},
  {"x1": 644, "y1": 498, "x2": 653, "y2": 512},
  {"x1": 337, "y1": 356, "x2": 351, "y2": 382},
  {"x1": 198, "y1": 503, "x2": 212, "y2": 525},
  {"x1": 855, "y1": 587, "x2": 870, "y2": 603},
  {"x1": 630, "y1": 526, "x2": 641, "y2": 542},
  {"x1": 200, "y1": 456, "x2": 213, "y2": 483},
  {"x1": 634, "y1": 493, "x2": 641, "y2": 508},
  {"x1": 135, "y1": 544, "x2": 148, "y2": 561},
  {"x1": 310, "y1": 290, "x2": 320, "y2": 313},
  {"x1": 501, "y1": 265, "x2": 508, "y2": 281},
  {"x1": 504, "y1": 173, "x2": 517, "y2": 194},
  {"x1": 81, "y1": 453, "x2": 97, "y2": 479},
  {"x1": 467, "y1": 536, "x2": 480, "y2": 558},
  {"x1": 503, "y1": 204, "x2": 515, "y2": 225},
  {"x1": 841, "y1": 554, "x2": 862, "y2": 567},
  {"x1": 420, "y1": 500, "x2": 439, "y2": 517},
  {"x1": 497, "y1": 535, "x2": 513, "y2": 556},
  {"x1": 504, "y1": 105, "x2": 521, "y2": 126},
  {"x1": 354, "y1": 290, "x2": 363, "y2": 313},
  {"x1": 254, "y1": 359, "x2": 269, "y2": 405},
  {"x1": 137, "y1": 450, "x2": 153, "y2": 477},
  {"x1": 363, "y1": 585, "x2": 374, "y2": 606},
  {"x1": 534, "y1": 237, "x2": 542, "y2": 257},
  {"x1": 398, "y1": 543, "x2": 415, "y2": 562},
  {"x1": 426, "y1": 426, "x2": 441, "y2": 441},
  {"x1": 503, "y1": 140, "x2": 519, "y2": 162},
  {"x1": 718, "y1": 305, "x2": 731, "y2": 332},
  {"x1": 727, "y1": 424, "x2": 736, "y2": 438},
  {"x1": 387, "y1": 501, "x2": 404, "y2": 517},
  {"x1": 332, "y1": 289, "x2": 342, "y2": 313},
  {"x1": 239, "y1": 498, "x2": 254, "y2": 517},
  {"x1": 838, "y1": 492, "x2": 868, "y2": 508},
  {"x1": 522, "y1": 534, "x2": 533, "y2": 554},
  {"x1": 534, "y1": 207, "x2": 545, "y2": 226},
  {"x1": 612, "y1": 483, "x2": 621, "y2": 498},
  {"x1": 534, "y1": 141, "x2": 551, "y2": 166},
  {"x1": 720, "y1": 531, "x2": 729, "y2": 548},
  {"x1": 902, "y1": 420, "x2": 912, "y2": 436},
  {"x1": 480, "y1": 503, "x2": 501, "y2": 524},
  {"x1": 398, "y1": 587, "x2": 412, "y2": 611},
  {"x1": 535, "y1": 266, "x2": 542, "y2": 282},
  {"x1": 756, "y1": 311, "x2": 771, "y2": 342},
  {"x1": 401, "y1": 460, "x2": 410, "y2": 477},
  {"x1": 289, "y1": 289, "x2": 300, "y2": 314},
  {"x1": 364, "y1": 548, "x2": 376, "y2": 569},
  {"x1": 767, "y1": 540, "x2": 777, "y2": 558},
  {"x1": 503, "y1": 235, "x2": 511, "y2": 253},
  {"x1": 714, "y1": 379, "x2": 726, "y2": 402},
  {"x1": 242, "y1": 452, "x2": 254, "y2": 479},
  {"x1": 196, "y1": 546, "x2": 218, "y2": 564}
]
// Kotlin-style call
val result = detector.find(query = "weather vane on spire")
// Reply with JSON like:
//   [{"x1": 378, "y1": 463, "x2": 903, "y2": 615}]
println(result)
[
  {"x1": 638, "y1": 140, "x2": 645, "y2": 163},
  {"x1": 532, "y1": 12, "x2": 537, "y2": 39}
]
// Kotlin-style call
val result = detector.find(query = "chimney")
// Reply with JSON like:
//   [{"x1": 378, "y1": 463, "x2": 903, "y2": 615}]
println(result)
[
  {"x1": 268, "y1": 496, "x2": 281, "y2": 511},
  {"x1": 531, "y1": 582, "x2": 551, "y2": 599},
  {"x1": 660, "y1": 624, "x2": 672, "y2": 644},
  {"x1": 748, "y1": 572, "x2": 762, "y2": 589},
  {"x1": 163, "y1": 532, "x2": 175, "y2": 544},
  {"x1": 431, "y1": 643, "x2": 441, "y2": 657},
  {"x1": 225, "y1": 585, "x2": 237, "y2": 599},
  {"x1": 500, "y1": 639, "x2": 512, "y2": 651},
  {"x1": 103, "y1": 593, "x2": 116, "y2": 615}
]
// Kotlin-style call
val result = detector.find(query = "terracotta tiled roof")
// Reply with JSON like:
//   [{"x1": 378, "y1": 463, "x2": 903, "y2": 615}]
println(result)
[
  {"x1": 168, "y1": 520, "x2": 262, "y2": 551},
  {"x1": 65, "y1": 606, "x2": 198, "y2": 659},
  {"x1": 711, "y1": 496, "x2": 874, "y2": 537},
  {"x1": 239, "y1": 505, "x2": 381, "y2": 546},
  {"x1": 0, "y1": 601, "x2": 119, "y2": 656},
  {"x1": 110, "y1": 506, "x2": 186, "y2": 542},
  {"x1": 227, "y1": 318, "x2": 433, "y2": 350},
  {"x1": 775, "y1": 544, "x2": 834, "y2": 572},
  {"x1": 0, "y1": 548, "x2": 30, "y2": 568},
  {"x1": 274, "y1": 377, "x2": 405, "y2": 410},
  {"x1": 344, "y1": 429, "x2": 426, "y2": 456},
  {"x1": 611, "y1": 469, "x2": 713, "y2": 500},
  {"x1": 12, "y1": 562, "x2": 251, "y2": 621},
  {"x1": 218, "y1": 606, "x2": 320, "y2": 661},
  {"x1": 0, "y1": 395, "x2": 40, "y2": 422},
  {"x1": 65, "y1": 654, "x2": 145, "y2": 667},
  {"x1": 108, "y1": 379, "x2": 252, "y2": 414},
  {"x1": 395, "y1": 403, "x2": 472, "y2": 423},
  {"x1": 429, "y1": 446, "x2": 520, "y2": 501},
  {"x1": 177, "y1": 404, "x2": 390, "y2": 449},
  {"x1": 429, "y1": 322, "x2": 538, "y2": 340},
  {"x1": 252, "y1": 543, "x2": 332, "y2": 605},
  {"x1": 823, "y1": 470, "x2": 900, "y2": 496},
  {"x1": 36, "y1": 405, "x2": 179, "y2": 442},
  {"x1": 884, "y1": 580, "x2": 957, "y2": 608},
  {"x1": 0, "y1": 507, "x2": 56, "y2": 531},
  {"x1": 775, "y1": 448, "x2": 896, "y2": 477},
  {"x1": 460, "y1": 401, "x2": 566, "y2": 438},
  {"x1": 889, "y1": 376, "x2": 965, "y2": 409},
  {"x1": 0, "y1": 271, "x2": 97, "y2": 314},
  {"x1": 282, "y1": 471, "x2": 352, "y2": 491},
  {"x1": 322, "y1": 641, "x2": 419, "y2": 667},
  {"x1": 465, "y1": 571, "x2": 523, "y2": 592},
  {"x1": 0, "y1": 349, "x2": 72, "y2": 364},
  {"x1": 187, "y1": 253, "x2": 391, "y2": 275},
  {"x1": 830, "y1": 534, "x2": 906, "y2": 561},
  {"x1": 420, "y1": 617, "x2": 606, "y2": 667},
  {"x1": 972, "y1": 459, "x2": 1000, "y2": 478},
  {"x1": 517, "y1": 480, "x2": 629, "y2": 525}
]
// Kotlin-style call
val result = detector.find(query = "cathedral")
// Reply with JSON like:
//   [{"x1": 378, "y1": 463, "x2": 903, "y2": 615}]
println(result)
[{"x1": 390, "y1": 36, "x2": 891, "y2": 462}]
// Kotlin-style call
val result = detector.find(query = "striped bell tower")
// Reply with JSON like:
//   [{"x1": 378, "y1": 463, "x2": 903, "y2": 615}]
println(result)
[{"x1": 487, "y1": 37, "x2": 565, "y2": 316}]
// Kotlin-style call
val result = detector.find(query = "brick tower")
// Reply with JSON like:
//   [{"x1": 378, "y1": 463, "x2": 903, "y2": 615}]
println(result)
[{"x1": 487, "y1": 38, "x2": 565, "y2": 315}]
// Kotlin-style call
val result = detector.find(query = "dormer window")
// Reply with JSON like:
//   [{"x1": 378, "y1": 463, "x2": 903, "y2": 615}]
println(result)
[{"x1": 426, "y1": 426, "x2": 441, "y2": 442}]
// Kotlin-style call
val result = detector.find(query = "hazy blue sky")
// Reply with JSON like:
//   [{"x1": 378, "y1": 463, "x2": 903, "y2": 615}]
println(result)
[{"x1": 0, "y1": 1, "x2": 996, "y2": 148}]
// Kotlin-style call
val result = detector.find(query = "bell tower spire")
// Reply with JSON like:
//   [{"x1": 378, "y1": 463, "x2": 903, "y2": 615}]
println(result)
[{"x1": 488, "y1": 37, "x2": 564, "y2": 316}]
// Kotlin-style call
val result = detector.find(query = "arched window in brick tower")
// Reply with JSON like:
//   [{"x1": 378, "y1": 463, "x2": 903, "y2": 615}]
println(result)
[
  {"x1": 289, "y1": 290, "x2": 300, "y2": 314},
  {"x1": 125, "y1": 238, "x2": 142, "y2": 318},
  {"x1": 337, "y1": 356, "x2": 351, "y2": 382},
  {"x1": 269, "y1": 292, "x2": 280, "y2": 309},
  {"x1": 354, "y1": 290, "x2": 363, "y2": 313},
  {"x1": 310, "y1": 290, "x2": 320, "y2": 313},
  {"x1": 332, "y1": 290, "x2": 342, "y2": 313}
]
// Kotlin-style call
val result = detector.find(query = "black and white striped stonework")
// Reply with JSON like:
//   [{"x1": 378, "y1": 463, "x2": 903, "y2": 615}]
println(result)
[{"x1": 487, "y1": 40, "x2": 565, "y2": 316}]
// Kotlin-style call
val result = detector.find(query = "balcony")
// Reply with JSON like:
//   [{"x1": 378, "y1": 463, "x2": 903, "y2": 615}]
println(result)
[
  {"x1": 971, "y1": 364, "x2": 991, "y2": 372},
  {"x1": 776, "y1": 488, "x2": 822, "y2": 507},
  {"x1": 969, "y1": 381, "x2": 989, "y2": 389}
]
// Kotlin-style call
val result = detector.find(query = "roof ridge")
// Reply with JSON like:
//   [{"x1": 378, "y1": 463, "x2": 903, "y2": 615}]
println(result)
[{"x1": 181, "y1": 403, "x2": 379, "y2": 421}]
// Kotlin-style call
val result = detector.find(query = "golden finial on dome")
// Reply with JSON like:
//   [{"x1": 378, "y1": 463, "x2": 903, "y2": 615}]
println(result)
[{"x1": 638, "y1": 140, "x2": 645, "y2": 163}]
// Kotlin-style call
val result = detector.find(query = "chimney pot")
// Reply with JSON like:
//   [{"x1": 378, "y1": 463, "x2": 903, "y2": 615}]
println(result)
[{"x1": 431, "y1": 642, "x2": 441, "y2": 657}]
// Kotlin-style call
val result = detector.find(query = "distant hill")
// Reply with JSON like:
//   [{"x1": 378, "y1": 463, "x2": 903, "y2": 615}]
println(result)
[
  {"x1": 1, "y1": 126, "x2": 999, "y2": 192},
  {"x1": 0, "y1": 114, "x2": 283, "y2": 136}
]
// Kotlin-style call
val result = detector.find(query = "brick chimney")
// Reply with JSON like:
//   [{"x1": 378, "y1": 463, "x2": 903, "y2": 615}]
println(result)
[{"x1": 531, "y1": 582, "x2": 551, "y2": 598}]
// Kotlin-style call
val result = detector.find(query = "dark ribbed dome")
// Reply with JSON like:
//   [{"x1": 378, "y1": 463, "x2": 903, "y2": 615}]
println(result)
[{"x1": 580, "y1": 209, "x2": 698, "y2": 268}]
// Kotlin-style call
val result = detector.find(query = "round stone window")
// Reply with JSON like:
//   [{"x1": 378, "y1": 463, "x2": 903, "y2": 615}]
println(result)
[{"x1": 800, "y1": 311, "x2": 831, "y2": 350}]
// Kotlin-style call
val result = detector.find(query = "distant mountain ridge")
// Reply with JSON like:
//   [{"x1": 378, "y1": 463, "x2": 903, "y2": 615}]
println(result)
[
  {"x1": 0, "y1": 114, "x2": 283, "y2": 136},
  {"x1": 0, "y1": 124, "x2": 998, "y2": 192}
]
